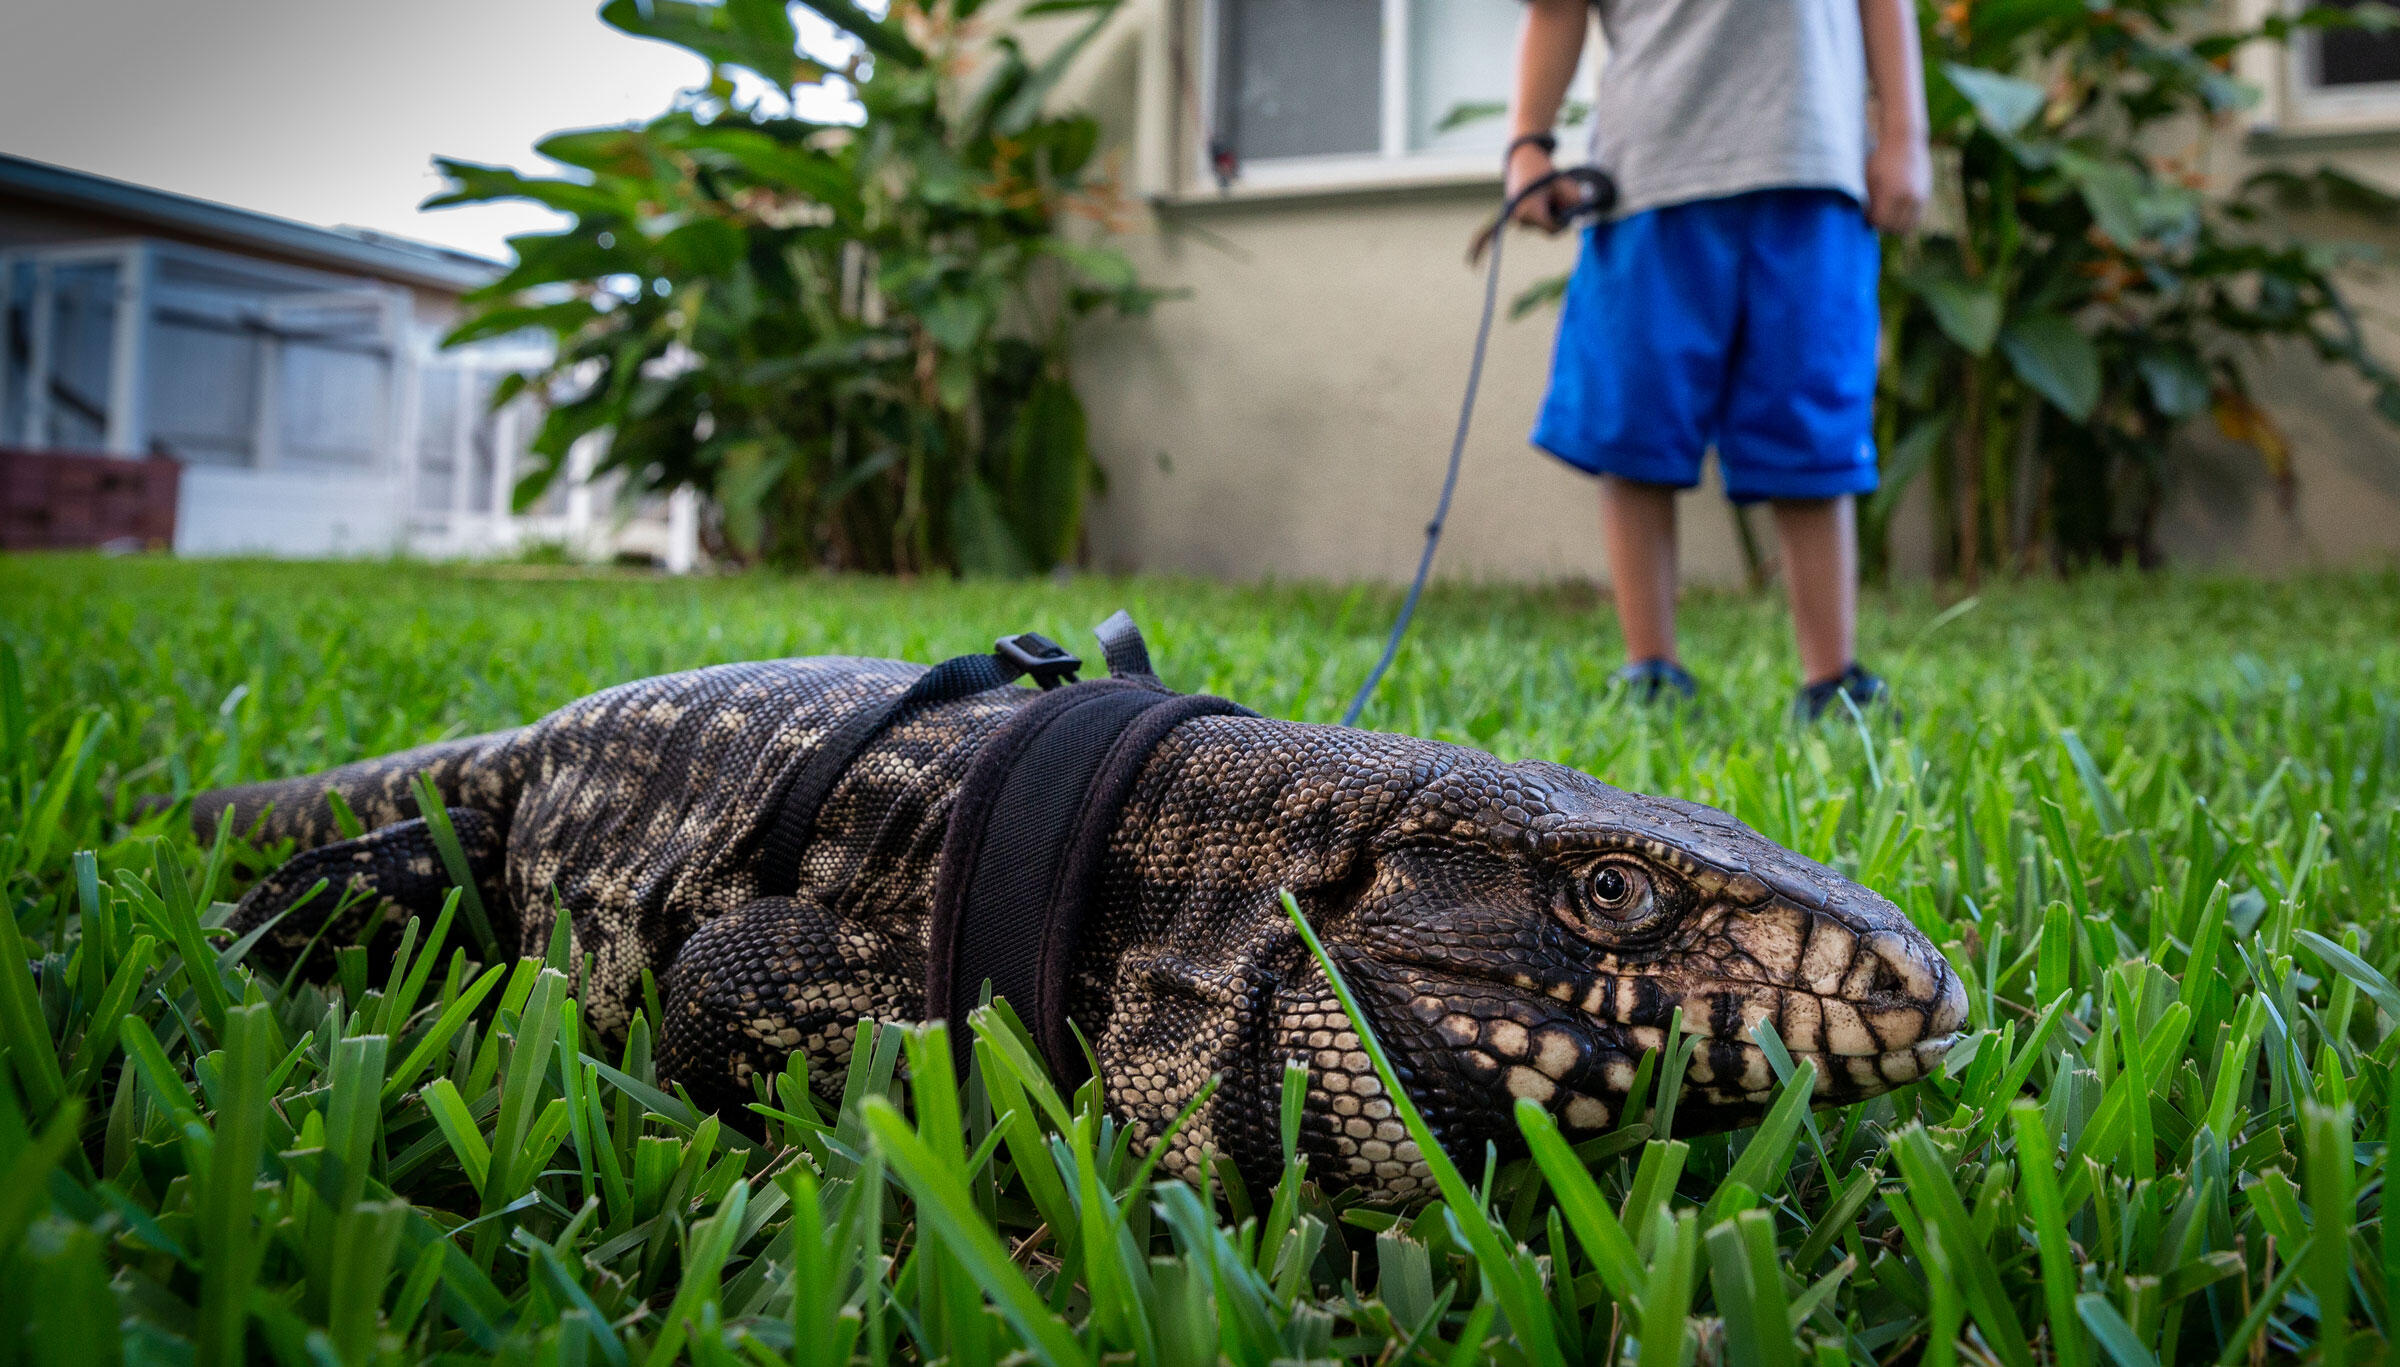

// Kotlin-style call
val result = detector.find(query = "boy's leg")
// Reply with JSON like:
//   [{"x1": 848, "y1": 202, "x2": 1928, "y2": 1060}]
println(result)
[
  {"x1": 1529, "y1": 200, "x2": 1737, "y2": 695},
  {"x1": 1600, "y1": 476, "x2": 1682, "y2": 665},
  {"x1": 1713, "y1": 190, "x2": 1882, "y2": 712},
  {"x1": 1769, "y1": 495, "x2": 1858, "y2": 686}
]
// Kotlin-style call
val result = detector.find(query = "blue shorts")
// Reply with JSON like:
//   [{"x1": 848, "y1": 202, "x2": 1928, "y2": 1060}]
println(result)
[{"x1": 1531, "y1": 188, "x2": 1881, "y2": 504}]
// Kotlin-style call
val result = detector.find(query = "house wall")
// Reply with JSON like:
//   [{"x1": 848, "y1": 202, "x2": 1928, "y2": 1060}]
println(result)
[
  {"x1": 1076, "y1": 187, "x2": 1762, "y2": 585},
  {"x1": 1056, "y1": 1, "x2": 2400, "y2": 585}
]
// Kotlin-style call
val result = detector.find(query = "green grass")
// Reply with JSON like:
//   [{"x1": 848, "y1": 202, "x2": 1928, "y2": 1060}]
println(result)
[{"x1": 2, "y1": 553, "x2": 2397, "y2": 1367}]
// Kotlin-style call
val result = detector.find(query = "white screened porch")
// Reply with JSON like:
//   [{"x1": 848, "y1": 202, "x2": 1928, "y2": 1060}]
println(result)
[{"x1": 0, "y1": 235, "x2": 697, "y2": 568}]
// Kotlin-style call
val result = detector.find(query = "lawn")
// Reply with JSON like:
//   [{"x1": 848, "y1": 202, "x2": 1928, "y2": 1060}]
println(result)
[{"x1": 2, "y1": 554, "x2": 2395, "y2": 1366}]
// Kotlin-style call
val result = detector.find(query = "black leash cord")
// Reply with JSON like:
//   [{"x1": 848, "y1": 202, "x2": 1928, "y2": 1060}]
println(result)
[{"x1": 1338, "y1": 164, "x2": 1616, "y2": 728}]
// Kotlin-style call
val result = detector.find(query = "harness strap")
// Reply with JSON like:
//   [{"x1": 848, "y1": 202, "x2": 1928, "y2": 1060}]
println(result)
[
  {"x1": 927, "y1": 682, "x2": 1248, "y2": 1077},
  {"x1": 753, "y1": 613, "x2": 1252, "y2": 1080},
  {"x1": 1092, "y1": 608, "x2": 1157, "y2": 683},
  {"x1": 755, "y1": 630, "x2": 1084, "y2": 897}
]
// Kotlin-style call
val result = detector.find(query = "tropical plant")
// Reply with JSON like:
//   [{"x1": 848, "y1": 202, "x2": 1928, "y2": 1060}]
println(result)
[
  {"x1": 1874, "y1": 0, "x2": 2400, "y2": 581},
  {"x1": 430, "y1": 0, "x2": 1164, "y2": 574}
]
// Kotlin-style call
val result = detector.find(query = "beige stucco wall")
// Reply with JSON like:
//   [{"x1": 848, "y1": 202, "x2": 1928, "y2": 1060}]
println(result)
[
  {"x1": 1054, "y1": 1, "x2": 2400, "y2": 585},
  {"x1": 1076, "y1": 188, "x2": 1763, "y2": 586}
]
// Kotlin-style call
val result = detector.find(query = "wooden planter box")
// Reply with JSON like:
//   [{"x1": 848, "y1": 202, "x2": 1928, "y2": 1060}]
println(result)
[{"x1": 0, "y1": 447, "x2": 181, "y2": 551}]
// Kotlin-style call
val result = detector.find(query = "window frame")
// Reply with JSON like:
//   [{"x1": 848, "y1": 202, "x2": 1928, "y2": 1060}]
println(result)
[{"x1": 1196, "y1": 0, "x2": 1595, "y2": 192}]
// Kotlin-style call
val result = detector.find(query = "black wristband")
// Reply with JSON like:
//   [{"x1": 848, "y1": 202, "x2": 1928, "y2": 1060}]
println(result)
[{"x1": 1508, "y1": 131, "x2": 1557, "y2": 158}]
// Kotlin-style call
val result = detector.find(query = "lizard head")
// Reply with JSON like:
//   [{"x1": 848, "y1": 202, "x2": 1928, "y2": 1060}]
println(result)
[{"x1": 1281, "y1": 757, "x2": 1966, "y2": 1198}]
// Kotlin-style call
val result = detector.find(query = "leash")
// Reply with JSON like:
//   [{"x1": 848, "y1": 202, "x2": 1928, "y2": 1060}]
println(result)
[{"x1": 1337, "y1": 160, "x2": 1618, "y2": 728}]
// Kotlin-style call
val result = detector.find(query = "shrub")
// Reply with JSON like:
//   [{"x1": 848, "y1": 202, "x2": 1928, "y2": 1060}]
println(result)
[
  {"x1": 1873, "y1": 0, "x2": 2400, "y2": 579},
  {"x1": 431, "y1": 0, "x2": 1165, "y2": 574}
]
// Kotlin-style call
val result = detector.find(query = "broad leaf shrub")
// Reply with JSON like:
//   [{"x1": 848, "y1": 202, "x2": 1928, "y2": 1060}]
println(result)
[
  {"x1": 4, "y1": 555, "x2": 2399, "y2": 1364},
  {"x1": 432, "y1": 0, "x2": 1165, "y2": 574},
  {"x1": 1876, "y1": 0, "x2": 2400, "y2": 580}
]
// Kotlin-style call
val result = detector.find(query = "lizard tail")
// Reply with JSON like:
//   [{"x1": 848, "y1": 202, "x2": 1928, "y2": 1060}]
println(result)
[{"x1": 179, "y1": 730, "x2": 524, "y2": 851}]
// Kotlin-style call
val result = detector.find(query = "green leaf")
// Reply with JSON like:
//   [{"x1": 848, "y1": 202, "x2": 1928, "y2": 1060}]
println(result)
[
  {"x1": 2001, "y1": 313, "x2": 2102, "y2": 421},
  {"x1": 2057, "y1": 150, "x2": 2199, "y2": 246},
  {"x1": 412, "y1": 773, "x2": 499, "y2": 961},
  {"x1": 658, "y1": 217, "x2": 747, "y2": 276},
  {"x1": 600, "y1": 0, "x2": 828, "y2": 89},
  {"x1": 1889, "y1": 1126, "x2": 2037, "y2": 1367},
  {"x1": 1281, "y1": 893, "x2": 1568, "y2": 1367},
  {"x1": 2136, "y1": 346, "x2": 2211, "y2": 419},
  {"x1": 2075, "y1": 1294, "x2": 2161, "y2": 1367},
  {"x1": 1002, "y1": 376, "x2": 1092, "y2": 571},
  {"x1": 1436, "y1": 100, "x2": 1508, "y2": 133},
  {"x1": 860, "y1": 1094, "x2": 1091, "y2": 1367},
  {"x1": 800, "y1": 0, "x2": 927, "y2": 68},
  {"x1": 442, "y1": 302, "x2": 601, "y2": 349},
  {"x1": 950, "y1": 475, "x2": 1033, "y2": 576},
  {"x1": 1904, "y1": 265, "x2": 2003, "y2": 356},
  {"x1": 676, "y1": 128, "x2": 857, "y2": 210},
  {"x1": 1869, "y1": 413, "x2": 1949, "y2": 522},
  {"x1": 991, "y1": 2, "x2": 1116, "y2": 135},
  {"x1": 1943, "y1": 63, "x2": 2047, "y2": 135},
  {"x1": 425, "y1": 159, "x2": 627, "y2": 219},
  {"x1": 472, "y1": 231, "x2": 643, "y2": 301},
  {"x1": 1706, "y1": 1058, "x2": 1816, "y2": 1221},
  {"x1": 919, "y1": 294, "x2": 992, "y2": 354},
  {"x1": 1706, "y1": 1211, "x2": 1797, "y2": 1367},
  {"x1": 536, "y1": 125, "x2": 657, "y2": 177},
  {"x1": 1517, "y1": 1101, "x2": 1644, "y2": 1315}
]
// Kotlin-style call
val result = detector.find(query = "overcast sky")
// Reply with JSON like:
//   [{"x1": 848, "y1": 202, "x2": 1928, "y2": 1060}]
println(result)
[{"x1": 1, "y1": 0, "x2": 852, "y2": 262}]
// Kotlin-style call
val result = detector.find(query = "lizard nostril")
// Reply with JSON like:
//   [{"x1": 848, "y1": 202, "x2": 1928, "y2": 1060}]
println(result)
[{"x1": 1870, "y1": 957, "x2": 1906, "y2": 997}]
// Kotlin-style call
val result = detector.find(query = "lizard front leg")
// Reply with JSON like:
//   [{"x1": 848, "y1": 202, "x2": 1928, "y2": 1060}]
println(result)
[
  {"x1": 228, "y1": 809, "x2": 511, "y2": 978},
  {"x1": 656, "y1": 898, "x2": 921, "y2": 1117}
]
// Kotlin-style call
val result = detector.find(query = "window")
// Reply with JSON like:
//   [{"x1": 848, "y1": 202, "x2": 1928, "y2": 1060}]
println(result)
[
  {"x1": 414, "y1": 367, "x2": 461, "y2": 514},
  {"x1": 40, "y1": 262, "x2": 118, "y2": 449},
  {"x1": 1209, "y1": 0, "x2": 1535, "y2": 180},
  {"x1": 147, "y1": 315, "x2": 261, "y2": 466},
  {"x1": 2315, "y1": 0, "x2": 2400, "y2": 90},
  {"x1": 2280, "y1": 0, "x2": 2400, "y2": 127}
]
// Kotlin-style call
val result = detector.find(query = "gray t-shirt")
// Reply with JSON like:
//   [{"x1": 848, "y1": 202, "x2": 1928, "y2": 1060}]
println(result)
[{"x1": 1585, "y1": 0, "x2": 1869, "y2": 218}]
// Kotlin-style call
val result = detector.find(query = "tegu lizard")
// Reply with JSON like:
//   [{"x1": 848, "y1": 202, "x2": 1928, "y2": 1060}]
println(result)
[{"x1": 179, "y1": 625, "x2": 1966, "y2": 1201}]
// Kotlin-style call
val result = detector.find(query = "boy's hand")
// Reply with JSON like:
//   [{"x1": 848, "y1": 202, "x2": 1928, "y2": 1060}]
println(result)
[
  {"x1": 1865, "y1": 133, "x2": 1931, "y2": 233},
  {"x1": 1507, "y1": 143, "x2": 1584, "y2": 232}
]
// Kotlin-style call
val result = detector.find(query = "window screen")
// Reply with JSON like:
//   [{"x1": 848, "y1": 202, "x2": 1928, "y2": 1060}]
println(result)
[
  {"x1": 415, "y1": 367, "x2": 461, "y2": 513},
  {"x1": 3, "y1": 261, "x2": 29, "y2": 443},
  {"x1": 270, "y1": 300, "x2": 389, "y2": 472},
  {"x1": 1217, "y1": 0, "x2": 1382, "y2": 161},
  {"x1": 44, "y1": 262, "x2": 118, "y2": 448},
  {"x1": 2318, "y1": 0, "x2": 2400, "y2": 87},
  {"x1": 147, "y1": 314, "x2": 260, "y2": 466}
]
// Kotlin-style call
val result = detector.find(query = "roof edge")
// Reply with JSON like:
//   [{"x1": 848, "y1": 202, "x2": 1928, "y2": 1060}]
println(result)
[{"x1": 0, "y1": 153, "x2": 505, "y2": 293}]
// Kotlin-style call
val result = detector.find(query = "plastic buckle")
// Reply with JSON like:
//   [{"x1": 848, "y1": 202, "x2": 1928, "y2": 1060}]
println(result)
[{"x1": 995, "y1": 632, "x2": 1082, "y2": 690}]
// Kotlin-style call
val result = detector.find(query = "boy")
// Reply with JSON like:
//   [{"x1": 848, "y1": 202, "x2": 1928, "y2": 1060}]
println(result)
[{"x1": 1506, "y1": 0, "x2": 1930, "y2": 718}]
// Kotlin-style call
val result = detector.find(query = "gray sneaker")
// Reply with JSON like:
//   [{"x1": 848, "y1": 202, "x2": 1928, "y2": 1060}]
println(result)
[
  {"x1": 1613, "y1": 658, "x2": 1699, "y2": 706},
  {"x1": 1795, "y1": 663, "x2": 1891, "y2": 722}
]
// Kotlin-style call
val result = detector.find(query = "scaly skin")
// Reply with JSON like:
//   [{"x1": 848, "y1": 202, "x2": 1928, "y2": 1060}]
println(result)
[{"x1": 188, "y1": 654, "x2": 1966, "y2": 1201}]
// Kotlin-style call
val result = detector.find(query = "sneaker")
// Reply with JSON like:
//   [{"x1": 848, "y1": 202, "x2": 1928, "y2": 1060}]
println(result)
[
  {"x1": 1613, "y1": 657, "x2": 1699, "y2": 706},
  {"x1": 1795, "y1": 663, "x2": 1891, "y2": 723}
]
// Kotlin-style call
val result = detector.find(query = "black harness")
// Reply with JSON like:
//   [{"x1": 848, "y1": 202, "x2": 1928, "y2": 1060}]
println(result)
[{"x1": 756, "y1": 612, "x2": 1250, "y2": 1079}]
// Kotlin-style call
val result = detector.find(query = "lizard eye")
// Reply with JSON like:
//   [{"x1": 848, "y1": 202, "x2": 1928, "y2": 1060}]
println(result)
[{"x1": 1585, "y1": 860, "x2": 1656, "y2": 921}]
